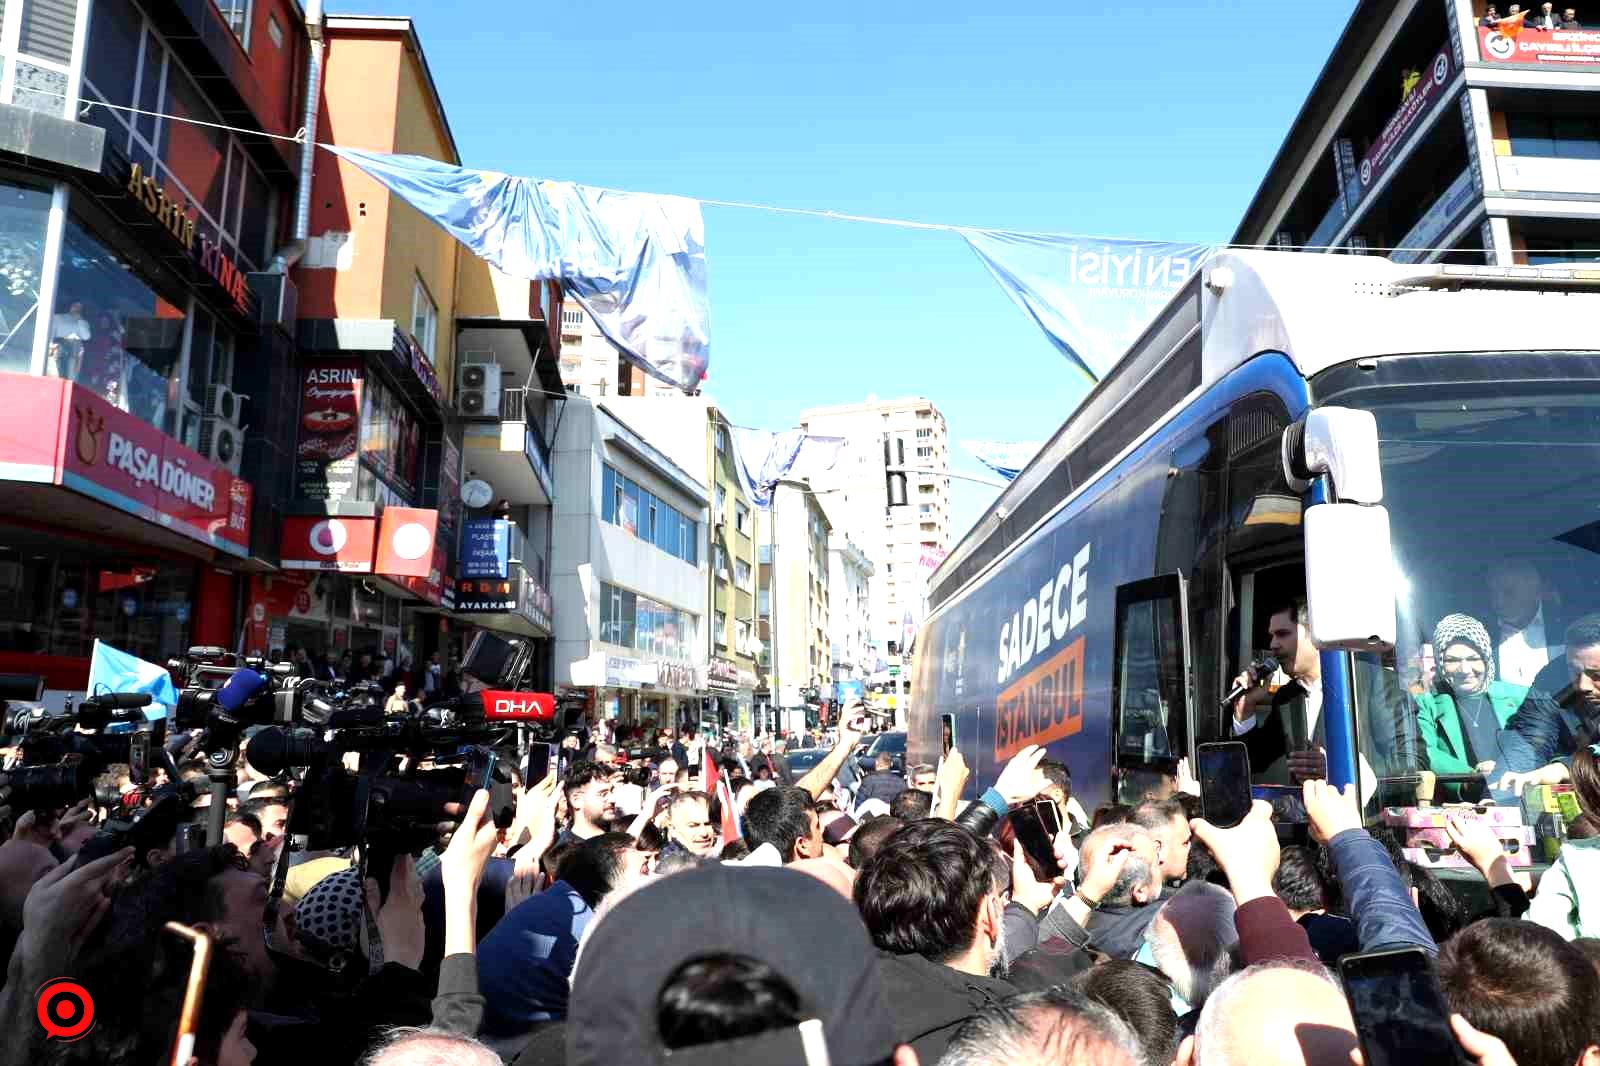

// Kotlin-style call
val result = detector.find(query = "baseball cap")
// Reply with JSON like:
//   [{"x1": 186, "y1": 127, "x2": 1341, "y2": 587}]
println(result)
[{"x1": 567, "y1": 863, "x2": 896, "y2": 1066}]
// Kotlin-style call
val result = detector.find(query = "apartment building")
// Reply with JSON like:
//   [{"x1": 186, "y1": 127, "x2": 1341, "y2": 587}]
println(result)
[
  {"x1": 799, "y1": 396, "x2": 950, "y2": 653},
  {"x1": 756, "y1": 484, "x2": 832, "y2": 731}
]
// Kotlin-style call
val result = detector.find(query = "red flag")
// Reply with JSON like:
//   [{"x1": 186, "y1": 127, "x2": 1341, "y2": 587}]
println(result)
[{"x1": 704, "y1": 747, "x2": 740, "y2": 844}]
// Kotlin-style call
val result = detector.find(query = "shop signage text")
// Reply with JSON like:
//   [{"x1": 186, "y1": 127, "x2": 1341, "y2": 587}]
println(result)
[
  {"x1": 404, "y1": 334, "x2": 447, "y2": 410},
  {"x1": 707, "y1": 658, "x2": 741, "y2": 691},
  {"x1": 295, "y1": 360, "x2": 363, "y2": 502},
  {"x1": 460, "y1": 519, "x2": 512, "y2": 579},
  {"x1": 1479, "y1": 25, "x2": 1600, "y2": 65},
  {"x1": 125, "y1": 163, "x2": 250, "y2": 315},
  {"x1": 1350, "y1": 48, "x2": 1456, "y2": 208},
  {"x1": 0, "y1": 375, "x2": 254, "y2": 555}
]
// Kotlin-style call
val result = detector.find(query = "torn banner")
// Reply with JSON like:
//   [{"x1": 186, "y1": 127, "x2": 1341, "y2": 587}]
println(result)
[
  {"x1": 731, "y1": 427, "x2": 845, "y2": 509},
  {"x1": 961, "y1": 231, "x2": 1214, "y2": 383},
  {"x1": 326, "y1": 146, "x2": 709, "y2": 393}
]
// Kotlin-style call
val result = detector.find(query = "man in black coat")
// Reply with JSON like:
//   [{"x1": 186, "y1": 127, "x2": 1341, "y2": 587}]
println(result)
[{"x1": 855, "y1": 753, "x2": 906, "y2": 807}]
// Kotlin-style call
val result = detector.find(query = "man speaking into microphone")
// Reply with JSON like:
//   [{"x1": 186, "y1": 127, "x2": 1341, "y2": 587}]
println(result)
[{"x1": 1228, "y1": 599, "x2": 1326, "y2": 787}]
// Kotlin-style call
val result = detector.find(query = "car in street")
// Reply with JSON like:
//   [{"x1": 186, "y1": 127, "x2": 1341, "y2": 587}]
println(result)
[
  {"x1": 782, "y1": 748, "x2": 830, "y2": 777},
  {"x1": 855, "y1": 730, "x2": 906, "y2": 774}
]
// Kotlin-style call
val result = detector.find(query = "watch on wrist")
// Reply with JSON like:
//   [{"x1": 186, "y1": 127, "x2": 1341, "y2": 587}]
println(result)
[{"x1": 1074, "y1": 889, "x2": 1104, "y2": 911}]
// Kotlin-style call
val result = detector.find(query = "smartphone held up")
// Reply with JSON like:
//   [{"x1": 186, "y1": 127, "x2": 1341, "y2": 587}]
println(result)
[{"x1": 1197, "y1": 741, "x2": 1253, "y2": 829}]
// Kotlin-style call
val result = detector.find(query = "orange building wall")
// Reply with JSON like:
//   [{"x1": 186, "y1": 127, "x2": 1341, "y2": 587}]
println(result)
[{"x1": 295, "y1": 33, "x2": 404, "y2": 320}]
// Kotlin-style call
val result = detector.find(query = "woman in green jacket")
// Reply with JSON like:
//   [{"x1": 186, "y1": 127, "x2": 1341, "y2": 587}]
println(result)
[{"x1": 1413, "y1": 614, "x2": 1530, "y2": 785}]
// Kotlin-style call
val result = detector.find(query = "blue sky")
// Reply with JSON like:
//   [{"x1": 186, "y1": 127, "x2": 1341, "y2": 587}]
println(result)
[{"x1": 340, "y1": 0, "x2": 1353, "y2": 539}]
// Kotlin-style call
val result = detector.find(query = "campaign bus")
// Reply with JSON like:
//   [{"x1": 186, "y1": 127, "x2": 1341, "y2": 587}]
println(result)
[{"x1": 910, "y1": 251, "x2": 1600, "y2": 830}]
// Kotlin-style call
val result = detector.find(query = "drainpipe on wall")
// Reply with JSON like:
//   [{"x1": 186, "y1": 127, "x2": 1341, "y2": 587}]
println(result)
[{"x1": 270, "y1": 0, "x2": 324, "y2": 273}]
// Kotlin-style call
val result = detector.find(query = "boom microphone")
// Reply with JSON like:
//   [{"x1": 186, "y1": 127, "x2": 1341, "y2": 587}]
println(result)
[
  {"x1": 1220, "y1": 656, "x2": 1279, "y2": 708},
  {"x1": 80, "y1": 691, "x2": 154, "y2": 711}
]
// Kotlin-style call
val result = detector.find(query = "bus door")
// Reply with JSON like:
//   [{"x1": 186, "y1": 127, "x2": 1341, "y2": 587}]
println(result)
[{"x1": 1110, "y1": 575, "x2": 1192, "y2": 805}]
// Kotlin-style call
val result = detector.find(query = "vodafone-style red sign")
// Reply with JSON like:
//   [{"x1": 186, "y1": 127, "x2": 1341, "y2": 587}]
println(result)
[
  {"x1": 0, "y1": 373, "x2": 252, "y2": 556},
  {"x1": 375, "y1": 507, "x2": 438, "y2": 580},
  {"x1": 481, "y1": 690, "x2": 556, "y2": 721},
  {"x1": 280, "y1": 516, "x2": 377, "y2": 572}
]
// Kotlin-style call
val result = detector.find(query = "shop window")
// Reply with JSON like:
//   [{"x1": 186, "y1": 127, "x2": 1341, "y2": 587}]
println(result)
[
  {"x1": 0, "y1": 179, "x2": 51, "y2": 375},
  {"x1": 411, "y1": 278, "x2": 438, "y2": 360},
  {"x1": 52, "y1": 211, "x2": 189, "y2": 436}
]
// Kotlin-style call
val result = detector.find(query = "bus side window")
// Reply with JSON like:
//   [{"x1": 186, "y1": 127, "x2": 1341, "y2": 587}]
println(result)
[{"x1": 1112, "y1": 575, "x2": 1192, "y2": 804}]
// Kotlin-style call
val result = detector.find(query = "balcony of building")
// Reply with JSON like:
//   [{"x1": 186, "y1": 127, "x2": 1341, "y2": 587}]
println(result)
[{"x1": 456, "y1": 317, "x2": 564, "y2": 508}]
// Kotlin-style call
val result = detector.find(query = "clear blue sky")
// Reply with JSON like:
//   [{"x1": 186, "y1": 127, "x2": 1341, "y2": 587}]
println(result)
[{"x1": 339, "y1": 0, "x2": 1353, "y2": 540}]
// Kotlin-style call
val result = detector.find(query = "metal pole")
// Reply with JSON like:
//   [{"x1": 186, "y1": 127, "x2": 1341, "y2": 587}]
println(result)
[{"x1": 768, "y1": 491, "x2": 777, "y2": 736}]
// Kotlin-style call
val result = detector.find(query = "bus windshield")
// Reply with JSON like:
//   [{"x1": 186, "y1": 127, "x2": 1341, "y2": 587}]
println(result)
[{"x1": 1322, "y1": 355, "x2": 1600, "y2": 813}]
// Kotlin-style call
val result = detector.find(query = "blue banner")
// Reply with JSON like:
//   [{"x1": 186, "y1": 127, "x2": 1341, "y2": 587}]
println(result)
[
  {"x1": 961, "y1": 440, "x2": 1043, "y2": 481},
  {"x1": 460, "y1": 518, "x2": 512, "y2": 579},
  {"x1": 961, "y1": 232, "x2": 1215, "y2": 383},
  {"x1": 87, "y1": 639, "x2": 178, "y2": 719},
  {"x1": 326, "y1": 146, "x2": 710, "y2": 393}
]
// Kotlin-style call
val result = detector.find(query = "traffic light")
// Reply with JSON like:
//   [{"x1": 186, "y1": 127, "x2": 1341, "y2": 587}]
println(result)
[{"x1": 884, "y1": 437, "x2": 907, "y2": 508}]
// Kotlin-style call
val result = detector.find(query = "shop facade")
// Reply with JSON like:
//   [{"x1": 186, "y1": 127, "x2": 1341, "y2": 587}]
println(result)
[{"x1": 0, "y1": 0, "x2": 307, "y2": 701}]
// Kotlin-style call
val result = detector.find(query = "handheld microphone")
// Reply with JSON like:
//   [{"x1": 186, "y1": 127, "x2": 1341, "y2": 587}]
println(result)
[
  {"x1": 1220, "y1": 656, "x2": 1279, "y2": 709},
  {"x1": 214, "y1": 669, "x2": 271, "y2": 719}
]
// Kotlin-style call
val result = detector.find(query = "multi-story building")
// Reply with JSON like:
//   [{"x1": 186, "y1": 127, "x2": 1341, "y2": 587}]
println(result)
[
  {"x1": 799, "y1": 396, "x2": 950, "y2": 654},
  {"x1": 603, "y1": 395, "x2": 760, "y2": 732},
  {"x1": 756, "y1": 483, "x2": 832, "y2": 731},
  {"x1": 0, "y1": 0, "x2": 308, "y2": 701},
  {"x1": 1233, "y1": 0, "x2": 1600, "y2": 265},
  {"x1": 551, "y1": 398, "x2": 707, "y2": 731},
  {"x1": 828, "y1": 533, "x2": 875, "y2": 686},
  {"x1": 556, "y1": 300, "x2": 681, "y2": 398},
  {"x1": 275, "y1": 15, "x2": 563, "y2": 675}
]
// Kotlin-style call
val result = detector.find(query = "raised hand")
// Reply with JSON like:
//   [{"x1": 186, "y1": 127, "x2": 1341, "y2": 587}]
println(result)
[{"x1": 993, "y1": 744, "x2": 1049, "y2": 806}]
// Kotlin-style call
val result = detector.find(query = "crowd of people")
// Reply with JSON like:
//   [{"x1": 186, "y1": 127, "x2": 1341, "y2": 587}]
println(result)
[
  {"x1": 0, "y1": 694, "x2": 1598, "y2": 1066},
  {"x1": 1481, "y1": 3, "x2": 1586, "y2": 29}
]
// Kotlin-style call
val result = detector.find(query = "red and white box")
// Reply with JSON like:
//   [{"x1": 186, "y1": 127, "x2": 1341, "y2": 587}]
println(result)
[{"x1": 1381, "y1": 803, "x2": 1525, "y2": 831}]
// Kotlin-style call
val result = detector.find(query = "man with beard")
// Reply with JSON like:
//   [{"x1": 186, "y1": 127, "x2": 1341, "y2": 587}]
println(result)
[{"x1": 559, "y1": 761, "x2": 619, "y2": 843}]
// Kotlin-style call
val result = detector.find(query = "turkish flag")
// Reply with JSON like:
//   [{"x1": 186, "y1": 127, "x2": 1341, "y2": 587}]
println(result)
[
  {"x1": 705, "y1": 747, "x2": 740, "y2": 845},
  {"x1": 375, "y1": 507, "x2": 439, "y2": 578}
]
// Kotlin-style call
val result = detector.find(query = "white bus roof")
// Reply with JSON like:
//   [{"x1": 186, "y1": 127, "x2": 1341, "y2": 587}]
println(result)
[{"x1": 930, "y1": 251, "x2": 1600, "y2": 608}]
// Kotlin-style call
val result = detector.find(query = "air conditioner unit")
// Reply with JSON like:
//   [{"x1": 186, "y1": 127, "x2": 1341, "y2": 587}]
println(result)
[
  {"x1": 205, "y1": 385, "x2": 244, "y2": 425},
  {"x1": 458, "y1": 362, "x2": 502, "y2": 417},
  {"x1": 199, "y1": 418, "x2": 244, "y2": 475}
]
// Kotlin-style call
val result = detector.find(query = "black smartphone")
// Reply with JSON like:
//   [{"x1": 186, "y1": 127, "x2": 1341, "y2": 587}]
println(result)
[
  {"x1": 524, "y1": 742, "x2": 556, "y2": 786},
  {"x1": 130, "y1": 730, "x2": 150, "y2": 786},
  {"x1": 940, "y1": 713, "x2": 956, "y2": 756},
  {"x1": 1197, "y1": 741, "x2": 1253, "y2": 829},
  {"x1": 1008, "y1": 798, "x2": 1063, "y2": 879},
  {"x1": 1339, "y1": 948, "x2": 1472, "y2": 1066}
]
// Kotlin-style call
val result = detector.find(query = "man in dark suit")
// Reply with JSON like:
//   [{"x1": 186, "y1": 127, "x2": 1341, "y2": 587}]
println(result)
[
  {"x1": 1531, "y1": 2, "x2": 1561, "y2": 28},
  {"x1": 1230, "y1": 600, "x2": 1329, "y2": 786}
]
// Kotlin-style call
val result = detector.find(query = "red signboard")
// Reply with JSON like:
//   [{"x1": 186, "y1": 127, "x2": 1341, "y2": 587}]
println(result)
[
  {"x1": 0, "y1": 373, "x2": 253, "y2": 555},
  {"x1": 481, "y1": 690, "x2": 556, "y2": 721},
  {"x1": 397, "y1": 540, "x2": 450, "y2": 606},
  {"x1": 375, "y1": 507, "x2": 439, "y2": 579},
  {"x1": 1478, "y1": 25, "x2": 1600, "y2": 65},
  {"x1": 1351, "y1": 48, "x2": 1456, "y2": 207},
  {"x1": 295, "y1": 360, "x2": 363, "y2": 502},
  {"x1": 280, "y1": 516, "x2": 377, "y2": 572}
]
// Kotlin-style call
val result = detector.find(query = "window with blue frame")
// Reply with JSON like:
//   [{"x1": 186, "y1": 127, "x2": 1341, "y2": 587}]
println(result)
[{"x1": 601, "y1": 463, "x2": 699, "y2": 565}]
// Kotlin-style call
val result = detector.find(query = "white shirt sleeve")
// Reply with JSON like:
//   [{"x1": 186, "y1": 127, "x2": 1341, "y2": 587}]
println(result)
[{"x1": 1232, "y1": 715, "x2": 1257, "y2": 736}]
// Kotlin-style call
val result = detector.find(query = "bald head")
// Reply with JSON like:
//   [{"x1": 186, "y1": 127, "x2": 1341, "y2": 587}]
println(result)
[
  {"x1": 942, "y1": 987, "x2": 1144, "y2": 1066},
  {"x1": 1183, "y1": 961, "x2": 1356, "y2": 1066}
]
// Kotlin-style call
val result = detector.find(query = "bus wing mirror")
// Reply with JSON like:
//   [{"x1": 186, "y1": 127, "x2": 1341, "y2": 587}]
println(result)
[
  {"x1": 1304, "y1": 502, "x2": 1398, "y2": 650},
  {"x1": 1281, "y1": 407, "x2": 1383, "y2": 504}
]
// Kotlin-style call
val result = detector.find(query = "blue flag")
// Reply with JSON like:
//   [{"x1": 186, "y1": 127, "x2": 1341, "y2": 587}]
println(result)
[
  {"x1": 961, "y1": 440, "x2": 1043, "y2": 481},
  {"x1": 326, "y1": 146, "x2": 710, "y2": 393},
  {"x1": 962, "y1": 231, "x2": 1214, "y2": 383},
  {"x1": 730, "y1": 427, "x2": 845, "y2": 509},
  {"x1": 87, "y1": 639, "x2": 178, "y2": 720}
]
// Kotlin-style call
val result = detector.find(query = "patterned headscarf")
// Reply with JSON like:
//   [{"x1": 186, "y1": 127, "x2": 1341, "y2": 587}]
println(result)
[
  {"x1": 293, "y1": 866, "x2": 366, "y2": 970},
  {"x1": 1432, "y1": 613, "x2": 1495, "y2": 691}
]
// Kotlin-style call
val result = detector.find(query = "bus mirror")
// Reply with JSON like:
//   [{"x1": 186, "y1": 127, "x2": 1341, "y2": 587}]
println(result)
[
  {"x1": 1303, "y1": 502, "x2": 1398, "y2": 650},
  {"x1": 1282, "y1": 407, "x2": 1383, "y2": 504}
]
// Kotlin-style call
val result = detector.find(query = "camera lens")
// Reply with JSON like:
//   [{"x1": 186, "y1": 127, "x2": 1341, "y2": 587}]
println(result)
[{"x1": 9, "y1": 762, "x2": 92, "y2": 811}]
